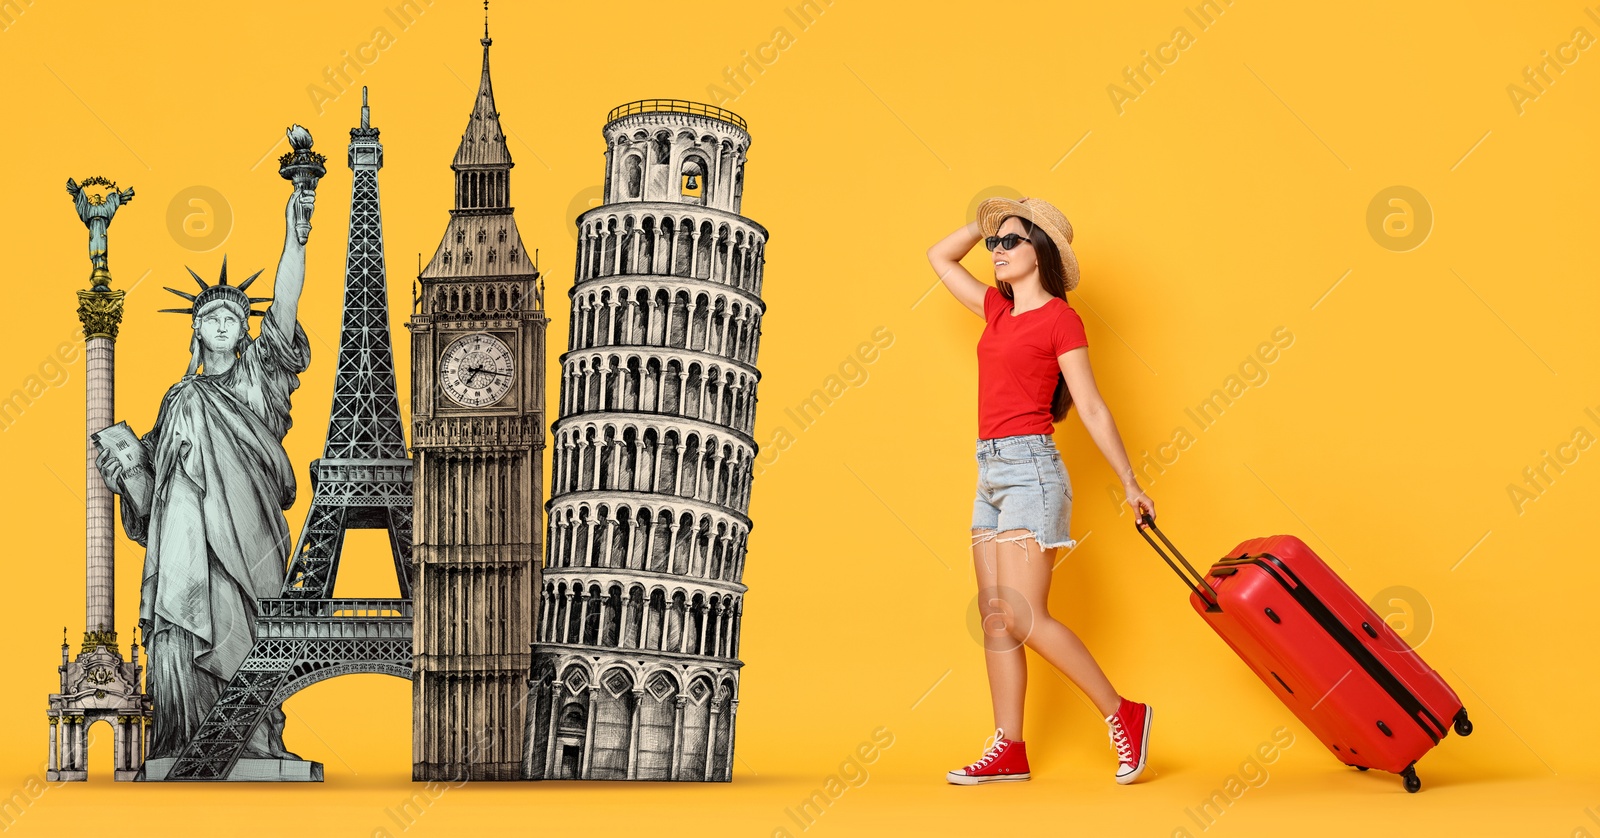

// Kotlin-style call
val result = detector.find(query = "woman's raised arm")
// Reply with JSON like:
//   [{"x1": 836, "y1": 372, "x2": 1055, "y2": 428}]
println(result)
[
  {"x1": 267, "y1": 188, "x2": 316, "y2": 341},
  {"x1": 926, "y1": 220, "x2": 990, "y2": 317}
]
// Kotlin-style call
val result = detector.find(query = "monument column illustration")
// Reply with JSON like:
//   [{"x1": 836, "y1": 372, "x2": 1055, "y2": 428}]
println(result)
[
  {"x1": 524, "y1": 100, "x2": 767, "y2": 782},
  {"x1": 410, "y1": 21, "x2": 546, "y2": 782},
  {"x1": 49, "y1": 176, "x2": 151, "y2": 782}
]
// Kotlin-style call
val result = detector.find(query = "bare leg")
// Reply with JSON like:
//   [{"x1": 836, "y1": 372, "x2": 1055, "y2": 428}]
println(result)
[
  {"x1": 972, "y1": 528, "x2": 1026, "y2": 739},
  {"x1": 993, "y1": 529, "x2": 1121, "y2": 717}
]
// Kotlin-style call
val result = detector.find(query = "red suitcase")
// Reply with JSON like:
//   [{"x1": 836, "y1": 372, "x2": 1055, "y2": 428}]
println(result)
[{"x1": 1136, "y1": 514, "x2": 1471, "y2": 792}]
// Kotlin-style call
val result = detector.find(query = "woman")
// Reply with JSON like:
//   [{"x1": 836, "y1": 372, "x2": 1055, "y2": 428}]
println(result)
[
  {"x1": 97, "y1": 187, "x2": 316, "y2": 761},
  {"x1": 926, "y1": 196, "x2": 1156, "y2": 785}
]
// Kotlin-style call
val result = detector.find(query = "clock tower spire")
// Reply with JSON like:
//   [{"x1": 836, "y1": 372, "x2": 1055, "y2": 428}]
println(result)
[{"x1": 450, "y1": 9, "x2": 512, "y2": 212}]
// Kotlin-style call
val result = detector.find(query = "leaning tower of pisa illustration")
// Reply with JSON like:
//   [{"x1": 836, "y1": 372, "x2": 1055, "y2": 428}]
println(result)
[{"x1": 524, "y1": 100, "x2": 767, "y2": 782}]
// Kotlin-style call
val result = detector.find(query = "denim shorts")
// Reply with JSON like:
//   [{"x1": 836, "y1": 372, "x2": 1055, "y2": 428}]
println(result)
[{"x1": 971, "y1": 434, "x2": 1077, "y2": 551}]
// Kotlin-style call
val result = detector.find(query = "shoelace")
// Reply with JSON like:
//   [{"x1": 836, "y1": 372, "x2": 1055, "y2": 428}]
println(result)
[
  {"x1": 964, "y1": 728, "x2": 1007, "y2": 772},
  {"x1": 1108, "y1": 717, "x2": 1134, "y2": 764}
]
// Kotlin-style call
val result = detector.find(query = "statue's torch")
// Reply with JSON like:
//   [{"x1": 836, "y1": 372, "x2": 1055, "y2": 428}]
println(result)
[{"x1": 277, "y1": 125, "x2": 326, "y2": 246}]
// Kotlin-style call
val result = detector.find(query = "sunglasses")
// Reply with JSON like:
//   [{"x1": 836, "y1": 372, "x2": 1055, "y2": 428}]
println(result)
[{"x1": 983, "y1": 233, "x2": 1033, "y2": 252}]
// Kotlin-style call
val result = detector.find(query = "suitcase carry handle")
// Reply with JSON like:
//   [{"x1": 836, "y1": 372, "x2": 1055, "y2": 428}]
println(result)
[{"x1": 1136, "y1": 513, "x2": 1221, "y2": 611}]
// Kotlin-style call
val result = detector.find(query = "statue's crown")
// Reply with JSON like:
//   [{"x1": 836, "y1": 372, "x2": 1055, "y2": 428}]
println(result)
[{"x1": 159, "y1": 256, "x2": 270, "y2": 318}]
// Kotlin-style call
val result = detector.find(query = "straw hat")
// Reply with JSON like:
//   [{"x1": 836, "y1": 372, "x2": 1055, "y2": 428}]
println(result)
[{"x1": 976, "y1": 196, "x2": 1081, "y2": 291}]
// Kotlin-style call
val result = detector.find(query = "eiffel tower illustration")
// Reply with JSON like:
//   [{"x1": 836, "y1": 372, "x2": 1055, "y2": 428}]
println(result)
[{"x1": 153, "y1": 89, "x2": 414, "y2": 781}]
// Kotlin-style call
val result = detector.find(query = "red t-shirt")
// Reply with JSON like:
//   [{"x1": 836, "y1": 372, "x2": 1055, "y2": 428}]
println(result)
[{"x1": 977, "y1": 285, "x2": 1089, "y2": 439}]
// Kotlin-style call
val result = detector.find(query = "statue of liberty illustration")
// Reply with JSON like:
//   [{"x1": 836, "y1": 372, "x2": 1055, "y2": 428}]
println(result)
[{"x1": 96, "y1": 126, "x2": 322, "y2": 764}]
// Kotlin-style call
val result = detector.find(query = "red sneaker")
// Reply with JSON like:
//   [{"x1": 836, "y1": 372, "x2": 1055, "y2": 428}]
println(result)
[
  {"x1": 946, "y1": 728, "x2": 1030, "y2": 785},
  {"x1": 1106, "y1": 698, "x2": 1152, "y2": 784}
]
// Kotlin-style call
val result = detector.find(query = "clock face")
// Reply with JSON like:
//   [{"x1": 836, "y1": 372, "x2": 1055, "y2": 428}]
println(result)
[{"x1": 439, "y1": 332, "x2": 515, "y2": 408}]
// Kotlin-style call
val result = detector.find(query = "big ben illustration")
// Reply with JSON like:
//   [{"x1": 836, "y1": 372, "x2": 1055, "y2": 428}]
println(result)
[{"x1": 408, "y1": 23, "x2": 546, "y2": 782}]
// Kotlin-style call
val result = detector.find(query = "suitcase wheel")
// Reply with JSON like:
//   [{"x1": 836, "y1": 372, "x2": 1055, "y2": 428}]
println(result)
[
  {"x1": 1401, "y1": 765, "x2": 1421, "y2": 794},
  {"x1": 1453, "y1": 710, "x2": 1473, "y2": 737},
  {"x1": 1355, "y1": 766, "x2": 1368, "y2": 771}
]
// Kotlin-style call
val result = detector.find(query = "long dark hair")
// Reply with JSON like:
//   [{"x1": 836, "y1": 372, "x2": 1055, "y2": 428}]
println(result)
[{"x1": 995, "y1": 216, "x2": 1073, "y2": 421}]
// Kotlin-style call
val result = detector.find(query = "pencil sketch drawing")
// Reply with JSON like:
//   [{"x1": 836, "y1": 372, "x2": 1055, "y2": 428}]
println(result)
[
  {"x1": 523, "y1": 98, "x2": 767, "y2": 782},
  {"x1": 48, "y1": 175, "x2": 151, "y2": 782},
  {"x1": 409, "y1": 18, "x2": 547, "y2": 781}
]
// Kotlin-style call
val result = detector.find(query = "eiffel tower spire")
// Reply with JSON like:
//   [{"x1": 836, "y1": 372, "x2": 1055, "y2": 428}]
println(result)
[
  {"x1": 321, "y1": 87, "x2": 406, "y2": 461},
  {"x1": 281, "y1": 86, "x2": 414, "y2": 598}
]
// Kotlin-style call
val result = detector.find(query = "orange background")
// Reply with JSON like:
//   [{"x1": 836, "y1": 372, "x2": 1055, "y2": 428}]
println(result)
[{"x1": 2, "y1": 1, "x2": 1598, "y2": 835}]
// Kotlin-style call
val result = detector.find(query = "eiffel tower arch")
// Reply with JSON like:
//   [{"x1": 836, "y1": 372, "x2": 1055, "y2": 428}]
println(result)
[{"x1": 143, "y1": 90, "x2": 415, "y2": 782}]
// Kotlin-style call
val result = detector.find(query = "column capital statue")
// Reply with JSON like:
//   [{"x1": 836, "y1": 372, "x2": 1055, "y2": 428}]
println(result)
[
  {"x1": 66, "y1": 176, "x2": 134, "y2": 290},
  {"x1": 76, "y1": 288, "x2": 126, "y2": 340}
]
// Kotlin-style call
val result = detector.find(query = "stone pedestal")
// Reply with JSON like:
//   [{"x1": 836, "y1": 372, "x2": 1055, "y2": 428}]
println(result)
[
  {"x1": 140, "y1": 758, "x2": 324, "y2": 782},
  {"x1": 46, "y1": 637, "x2": 150, "y2": 782}
]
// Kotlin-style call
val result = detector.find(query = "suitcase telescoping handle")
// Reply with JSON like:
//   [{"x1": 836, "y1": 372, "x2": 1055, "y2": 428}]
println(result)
[{"x1": 1136, "y1": 513, "x2": 1221, "y2": 612}]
